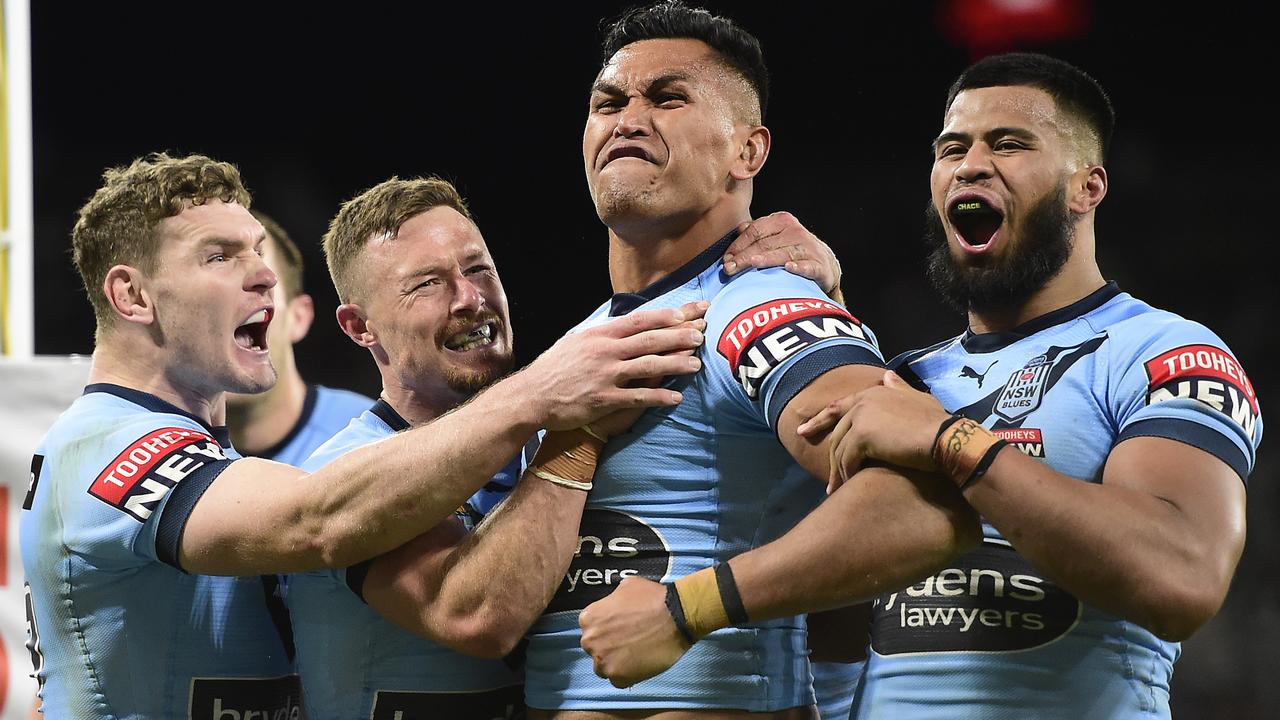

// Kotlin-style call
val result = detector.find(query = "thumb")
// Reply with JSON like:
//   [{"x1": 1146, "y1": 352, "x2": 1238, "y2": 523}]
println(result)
[{"x1": 882, "y1": 369, "x2": 907, "y2": 388}]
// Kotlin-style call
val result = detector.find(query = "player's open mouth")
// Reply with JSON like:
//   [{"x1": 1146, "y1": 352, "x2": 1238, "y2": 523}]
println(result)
[
  {"x1": 948, "y1": 197, "x2": 1004, "y2": 251},
  {"x1": 234, "y1": 308, "x2": 272, "y2": 352},
  {"x1": 444, "y1": 321, "x2": 496, "y2": 352},
  {"x1": 604, "y1": 144, "x2": 655, "y2": 166}
]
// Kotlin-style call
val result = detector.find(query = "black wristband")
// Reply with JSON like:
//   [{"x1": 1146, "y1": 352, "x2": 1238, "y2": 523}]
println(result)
[
  {"x1": 714, "y1": 563, "x2": 749, "y2": 626},
  {"x1": 960, "y1": 439, "x2": 1008, "y2": 490},
  {"x1": 664, "y1": 583, "x2": 696, "y2": 644}
]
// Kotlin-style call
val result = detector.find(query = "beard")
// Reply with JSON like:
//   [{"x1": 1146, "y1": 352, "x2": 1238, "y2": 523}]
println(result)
[
  {"x1": 436, "y1": 312, "x2": 515, "y2": 397},
  {"x1": 441, "y1": 349, "x2": 515, "y2": 396},
  {"x1": 924, "y1": 183, "x2": 1075, "y2": 315}
]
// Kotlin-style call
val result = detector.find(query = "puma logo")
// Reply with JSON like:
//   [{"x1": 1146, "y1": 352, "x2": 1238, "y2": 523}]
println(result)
[{"x1": 959, "y1": 360, "x2": 998, "y2": 388}]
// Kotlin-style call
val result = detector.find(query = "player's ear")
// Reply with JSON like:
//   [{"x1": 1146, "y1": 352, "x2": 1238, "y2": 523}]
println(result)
[
  {"x1": 336, "y1": 303, "x2": 376, "y2": 349},
  {"x1": 103, "y1": 264, "x2": 154, "y2": 325},
  {"x1": 731, "y1": 125, "x2": 771, "y2": 181},
  {"x1": 285, "y1": 293, "x2": 315, "y2": 344},
  {"x1": 1068, "y1": 164, "x2": 1107, "y2": 214}
]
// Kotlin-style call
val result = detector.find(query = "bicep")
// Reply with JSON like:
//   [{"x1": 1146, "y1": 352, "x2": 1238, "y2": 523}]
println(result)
[
  {"x1": 1103, "y1": 436, "x2": 1246, "y2": 572},
  {"x1": 774, "y1": 363, "x2": 885, "y2": 480},
  {"x1": 178, "y1": 457, "x2": 314, "y2": 574}
]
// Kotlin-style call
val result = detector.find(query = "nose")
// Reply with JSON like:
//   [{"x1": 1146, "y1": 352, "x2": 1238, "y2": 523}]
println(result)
[
  {"x1": 954, "y1": 143, "x2": 995, "y2": 183},
  {"x1": 247, "y1": 253, "x2": 277, "y2": 294},
  {"x1": 614, "y1": 98, "x2": 651, "y2": 139},
  {"x1": 450, "y1": 275, "x2": 485, "y2": 316}
]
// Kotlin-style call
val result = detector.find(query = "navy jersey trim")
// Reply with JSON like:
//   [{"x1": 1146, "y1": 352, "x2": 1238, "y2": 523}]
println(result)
[
  {"x1": 84, "y1": 383, "x2": 227, "y2": 442},
  {"x1": 345, "y1": 558, "x2": 376, "y2": 602},
  {"x1": 766, "y1": 344, "x2": 885, "y2": 430},
  {"x1": 252, "y1": 385, "x2": 320, "y2": 459},
  {"x1": 1117, "y1": 417, "x2": 1250, "y2": 483},
  {"x1": 370, "y1": 398, "x2": 411, "y2": 432},
  {"x1": 960, "y1": 282, "x2": 1121, "y2": 353},
  {"x1": 156, "y1": 458, "x2": 237, "y2": 570},
  {"x1": 609, "y1": 228, "x2": 740, "y2": 316}
]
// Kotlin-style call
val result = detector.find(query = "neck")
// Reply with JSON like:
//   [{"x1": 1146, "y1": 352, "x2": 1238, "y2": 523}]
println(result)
[
  {"x1": 379, "y1": 373, "x2": 468, "y2": 428},
  {"x1": 606, "y1": 201, "x2": 750, "y2": 293},
  {"x1": 226, "y1": 369, "x2": 308, "y2": 454},
  {"x1": 87, "y1": 334, "x2": 219, "y2": 424},
  {"x1": 967, "y1": 235, "x2": 1107, "y2": 334}
]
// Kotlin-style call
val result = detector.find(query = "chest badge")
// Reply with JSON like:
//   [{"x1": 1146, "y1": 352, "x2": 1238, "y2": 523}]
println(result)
[{"x1": 994, "y1": 355, "x2": 1053, "y2": 421}]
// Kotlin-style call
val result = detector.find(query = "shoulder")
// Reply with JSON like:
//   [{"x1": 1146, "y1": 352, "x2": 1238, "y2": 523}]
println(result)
[{"x1": 300, "y1": 410, "x2": 389, "y2": 472}]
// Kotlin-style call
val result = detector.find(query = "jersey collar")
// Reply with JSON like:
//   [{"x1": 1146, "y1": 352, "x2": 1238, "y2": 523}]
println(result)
[
  {"x1": 960, "y1": 281, "x2": 1121, "y2": 354},
  {"x1": 83, "y1": 383, "x2": 231, "y2": 447},
  {"x1": 608, "y1": 227, "x2": 739, "y2": 317},
  {"x1": 250, "y1": 384, "x2": 319, "y2": 459},
  {"x1": 369, "y1": 397, "x2": 411, "y2": 432}
]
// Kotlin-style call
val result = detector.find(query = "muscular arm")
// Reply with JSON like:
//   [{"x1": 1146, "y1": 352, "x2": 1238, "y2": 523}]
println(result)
[
  {"x1": 729, "y1": 366, "x2": 980, "y2": 619},
  {"x1": 812, "y1": 370, "x2": 1247, "y2": 641},
  {"x1": 179, "y1": 304, "x2": 706, "y2": 575},
  {"x1": 362, "y1": 471, "x2": 586, "y2": 658},
  {"x1": 960, "y1": 435, "x2": 1244, "y2": 640}
]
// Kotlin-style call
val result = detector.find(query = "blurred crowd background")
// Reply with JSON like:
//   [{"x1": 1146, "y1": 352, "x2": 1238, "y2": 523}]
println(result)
[{"x1": 28, "y1": 2, "x2": 1274, "y2": 716}]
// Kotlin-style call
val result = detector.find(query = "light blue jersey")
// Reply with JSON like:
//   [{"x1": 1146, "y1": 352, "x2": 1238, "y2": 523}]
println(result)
[
  {"x1": 853, "y1": 284, "x2": 1263, "y2": 719},
  {"x1": 525, "y1": 230, "x2": 885, "y2": 711},
  {"x1": 251, "y1": 384, "x2": 373, "y2": 466},
  {"x1": 20, "y1": 384, "x2": 298, "y2": 720},
  {"x1": 287, "y1": 398, "x2": 535, "y2": 720}
]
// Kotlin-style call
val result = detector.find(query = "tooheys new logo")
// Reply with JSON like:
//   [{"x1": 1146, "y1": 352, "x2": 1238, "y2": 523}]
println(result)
[
  {"x1": 869, "y1": 539, "x2": 1081, "y2": 654},
  {"x1": 545, "y1": 508, "x2": 671, "y2": 613},
  {"x1": 88, "y1": 427, "x2": 228, "y2": 521},
  {"x1": 1145, "y1": 344, "x2": 1259, "y2": 437},
  {"x1": 717, "y1": 298, "x2": 866, "y2": 398}
]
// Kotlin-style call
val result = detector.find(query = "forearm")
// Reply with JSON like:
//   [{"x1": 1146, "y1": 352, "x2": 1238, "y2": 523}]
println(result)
[
  {"x1": 962, "y1": 447, "x2": 1241, "y2": 639},
  {"x1": 428, "y1": 478, "x2": 587, "y2": 656},
  {"x1": 731, "y1": 465, "x2": 979, "y2": 619},
  {"x1": 298, "y1": 372, "x2": 545, "y2": 569}
]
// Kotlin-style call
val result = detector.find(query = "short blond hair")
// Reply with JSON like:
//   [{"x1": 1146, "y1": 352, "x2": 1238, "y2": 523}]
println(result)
[
  {"x1": 72, "y1": 152, "x2": 251, "y2": 327},
  {"x1": 322, "y1": 176, "x2": 472, "y2": 303}
]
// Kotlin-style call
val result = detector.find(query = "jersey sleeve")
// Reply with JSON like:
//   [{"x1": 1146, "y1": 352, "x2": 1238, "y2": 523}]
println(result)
[
  {"x1": 706, "y1": 267, "x2": 885, "y2": 430},
  {"x1": 1109, "y1": 318, "x2": 1263, "y2": 482},
  {"x1": 58, "y1": 414, "x2": 235, "y2": 571}
]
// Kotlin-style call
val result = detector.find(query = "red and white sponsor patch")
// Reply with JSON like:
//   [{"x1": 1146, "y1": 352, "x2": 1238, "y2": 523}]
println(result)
[
  {"x1": 88, "y1": 427, "x2": 227, "y2": 522},
  {"x1": 993, "y1": 427, "x2": 1046, "y2": 458},
  {"x1": 717, "y1": 298, "x2": 865, "y2": 399},
  {"x1": 1144, "y1": 344, "x2": 1260, "y2": 435}
]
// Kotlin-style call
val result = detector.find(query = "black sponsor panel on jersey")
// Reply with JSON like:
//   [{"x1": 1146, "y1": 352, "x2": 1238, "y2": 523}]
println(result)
[
  {"x1": 870, "y1": 540, "x2": 1080, "y2": 655},
  {"x1": 188, "y1": 674, "x2": 302, "y2": 720},
  {"x1": 370, "y1": 685, "x2": 525, "y2": 720},
  {"x1": 24, "y1": 454, "x2": 43, "y2": 510},
  {"x1": 1145, "y1": 344, "x2": 1259, "y2": 437},
  {"x1": 717, "y1": 298, "x2": 865, "y2": 399},
  {"x1": 544, "y1": 508, "x2": 671, "y2": 614}
]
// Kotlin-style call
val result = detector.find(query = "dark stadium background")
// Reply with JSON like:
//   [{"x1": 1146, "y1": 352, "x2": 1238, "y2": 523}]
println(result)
[{"x1": 29, "y1": 2, "x2": 1275, "y2": 716}]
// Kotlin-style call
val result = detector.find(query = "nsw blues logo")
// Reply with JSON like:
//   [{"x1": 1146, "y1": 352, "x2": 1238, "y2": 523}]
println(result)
[{"x1": 994, "y1": 354, "x2": 1053, "y2": 421}]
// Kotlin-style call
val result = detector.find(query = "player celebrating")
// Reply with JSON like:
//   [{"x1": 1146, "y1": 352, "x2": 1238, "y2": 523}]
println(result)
[
  {"x1": 19, "y1": 152, "x2": 712, "y2": 719},
  {"x1": 527, "y1": 2, "x2": 980, "y2": 716},
  {"x1": 585, "y1": 53, "x2": 1262, "y2": 720}
]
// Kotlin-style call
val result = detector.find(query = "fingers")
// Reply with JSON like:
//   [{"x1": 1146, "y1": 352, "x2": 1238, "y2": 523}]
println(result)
[
  {"x1": 599, "y1": 301, "x2": 709, "y2": 338},
  {"x1": 613, "y1": 325, "x2": 706, "y2": 360},
  {"x1": 796, "y1": 394, "x2": 857, "y2": 438},
  {"x1": 618, "y1": 352, "x2": 702, "y2": 383}
]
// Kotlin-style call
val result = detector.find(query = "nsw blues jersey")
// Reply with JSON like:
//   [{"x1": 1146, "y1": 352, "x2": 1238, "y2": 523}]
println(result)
[
  {"x1": 250, "y1": 384, "x2": 373, "y2": 466},
  {"x1": 853, "y1": 284, "x2": 1263, "y2": 719},
  {"x1": 19, "y1": 384, "x2": 298, "y2": 720},
  {"x1": 524, "y1": 230, "x2": 885, "y2": 711},
  {"x1": 287, "y1": 399, "x2": 536, "y2": 720},
  {"x1": 812, "y1": 660, "x2": 862, "y2": 720}
]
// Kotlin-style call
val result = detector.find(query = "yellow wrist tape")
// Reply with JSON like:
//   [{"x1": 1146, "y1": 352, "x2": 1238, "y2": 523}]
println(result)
[{"x1": 527, "y1": 427, "x2": 604, "y2": 491}]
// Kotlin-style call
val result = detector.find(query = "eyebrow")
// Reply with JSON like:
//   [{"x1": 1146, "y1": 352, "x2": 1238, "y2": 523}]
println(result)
[
  {"x1": 401, "y1": 248, "x2": 490, "y2": 280},
  {"x1": 591, "y1": 72, "x2": 693, "y2": 97},
  {"x1": 196, "y1": 231, "x2": 265, "y2": 251},
  {"x1": 932, "y1": 127, "x2": 1040, "y2": 152}
]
